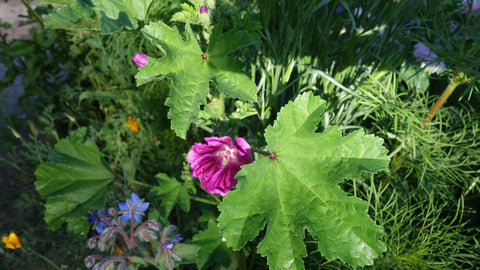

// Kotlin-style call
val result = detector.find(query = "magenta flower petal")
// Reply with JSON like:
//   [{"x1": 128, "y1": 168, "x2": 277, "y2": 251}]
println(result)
[
  {"x1": 132, "y1": 53, "x2": 149, "y2": 67},
  {"x1": 187, "y1": 136, "x2": 253, "y2": 196},
  {"x1": 207, "y1": 163, "x2": 239, "y2": 196}
]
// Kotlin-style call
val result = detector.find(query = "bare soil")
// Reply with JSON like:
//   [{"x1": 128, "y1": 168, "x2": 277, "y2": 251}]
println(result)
[{"x1": 0, "y1": 0, "x2": 40, "y2": 42}]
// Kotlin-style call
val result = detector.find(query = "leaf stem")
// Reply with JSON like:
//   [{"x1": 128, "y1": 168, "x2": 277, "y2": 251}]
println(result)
[
  {"x1": 20, "y1": 0, "x2": 44, "y2": 27},
  {"x1": 189, "y1": 196, "x2": 219, "y2": 205},
  {"x1": 217, "y1": 92, "x2": 225, "y2": 120},
  {"x1": 127, "y1": 179, "x2": 154, "y2": 188},
  {"x1": 251, "y1": 148, "x2": 271, "y2": 156},
  {"x1": 422, "y1": 71, "x2": 470, "y2": 128},
  {"x1": 235, "y1": 250, "x2": 247, "y2": 270}
]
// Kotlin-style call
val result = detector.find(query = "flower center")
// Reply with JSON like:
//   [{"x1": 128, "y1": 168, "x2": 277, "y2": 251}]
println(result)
[{"x1": 216, "y1": 146, "x2": 238, "y2": 167}]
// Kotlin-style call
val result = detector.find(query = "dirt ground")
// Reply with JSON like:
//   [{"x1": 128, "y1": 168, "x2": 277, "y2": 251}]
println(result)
[{"x1": 0, "y1": 0, "x2": 40, "y2": 42}]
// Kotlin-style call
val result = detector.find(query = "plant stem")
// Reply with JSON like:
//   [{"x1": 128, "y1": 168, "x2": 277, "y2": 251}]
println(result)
[
  {"x1": 235, "y1": 250, "x2": 247, "y2": 270},
  {"x1": 382, "y1": 71, "x2": 470, "y2": 190},
  {"x1": 422, "y1": 71, "x2": 470, "y2": 128},
  {"x1": 127, "y1": 179, "x2": 154, "y2": 188},
  {"x1": 190, "y1": 196, "x2": 219, "y2": 205},
  {"x1": 21, "y1": 0, "x2": 44, "y2": 27},
  {"x1": 32, "y1": 250, "x2": 62, "y2": 270},
  {"x1": 217, "y1": 92, "x2": 225, "y2": 120},
  {"x1": 252, "y1": 148, "x2": 271, "y2": 156}
]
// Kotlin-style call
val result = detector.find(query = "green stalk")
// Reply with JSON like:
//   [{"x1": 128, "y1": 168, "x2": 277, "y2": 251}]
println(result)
[
  {"x1": 422, "y1": 71, "x2": 470, "y2": 128},
  {"x1": 217, "y1": 92, "x2": 225, "y2": 120},
  {"x1": 252, "y1": 148, "x2": 271, "y2": 156},
  {"x1": 190, "y1": 196, "x2": 219, "y2": 205},
  {"x1": 235, "y1": 250, "x2": 247, "y2": 270},
  {"x1": 21, "y1": 0, "x2": 44, "y2": 27},
  {"x1": 127, "y1": 179, "x2": 154, "y2": 188},
  {"x1": 33, "y1": 250, "x2": 62, "y2": 270},
  {"x1": 381, "y1": 71, "x2": 470, "y2": 190}
]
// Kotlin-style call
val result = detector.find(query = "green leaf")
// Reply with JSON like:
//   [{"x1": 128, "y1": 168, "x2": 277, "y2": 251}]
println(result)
[
  {"x1": 171, "y1": 3, "x2": 199, "y2": 24},
  {"x1": 44, "y1": 0, "x2": 153, "y2": 34},
  {"x1": 175, "y1": 244, "x2": 200, "y2": 265},
  {"x1": 44, "y1": 0, "x2": 99, "y2": 31},
  {"x1": 193, "y1": 219, "x2": 233, "y2": 270},
  {"x1": 148, "y1": 173, "x2": 191, "y2": 222},
  {"x1": 218, "y1": 92, "x2": 390, "y2": 269},
  {"x1": 34, "y1": 128, "x2": 115, "y2": 234},
  {"x1": 136, "y1": 22, "x2": 259, "y2": 138},
  {"x1": 399, "y1": 65, "x2": 429, "y2": 92}
]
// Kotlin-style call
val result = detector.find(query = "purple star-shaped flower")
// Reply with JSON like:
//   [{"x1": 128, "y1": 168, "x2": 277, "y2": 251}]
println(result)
[{"x1": 118, "y1": 192, "x2": 150, "y2": 222}]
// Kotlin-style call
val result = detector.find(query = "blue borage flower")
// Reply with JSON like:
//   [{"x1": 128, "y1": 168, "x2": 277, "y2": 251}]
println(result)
[
  {"x1": 161, "y1": 233, "x2": 183, "y2": 250},
  {"x1": 118, "y1": 192, "x2": 150, "y2": 222},
  {"x1": 88, "y1": 209, "x2": 110, "y2": 234},
  {"x1": 156, "y1": 226, "x2": 182, "y2": 270}
]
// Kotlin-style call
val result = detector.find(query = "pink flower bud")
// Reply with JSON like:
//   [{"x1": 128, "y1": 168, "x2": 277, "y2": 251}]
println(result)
[
  {"x1": 187, "y1": 136, "x2": 252, "y2": 196},
  {"x1": 131, "y1": 53, "x2": 149, "y2": 67},
  {"x1": 200, "y1": 5, "x2": 209, "y2": 14}
]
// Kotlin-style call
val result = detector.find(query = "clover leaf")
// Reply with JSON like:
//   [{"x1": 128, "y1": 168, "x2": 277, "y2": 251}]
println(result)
[{"x1": 217, "y1": 92, "x2": 390, "y2": 269}]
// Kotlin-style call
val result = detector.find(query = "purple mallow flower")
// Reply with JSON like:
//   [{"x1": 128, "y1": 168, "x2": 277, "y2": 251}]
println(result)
[
  {"x1": 200, "y1": 5, "x2": 209, "y2": 14},
  {"x1": 187, "y1": 136, "x2": 253, "y2": 196},
  {"x1": 88, "y1": 209, "x2": 110, "y2": 234},
  {"x1": 118, "y1": 192, "x2": 150, "y2": 222},
  {"x1": 462, "y1": 0, "x2": 480, "y2": 14},
  {"x1": 413, "y1": 43, "x2": 446, "y2": 74},
  {"x1": 131, "y1": 53, "x2": 149, "y2": 67}
]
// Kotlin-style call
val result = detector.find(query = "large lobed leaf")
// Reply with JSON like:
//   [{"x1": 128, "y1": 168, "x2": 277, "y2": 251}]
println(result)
[
  {"x1": 43, "y1": 0, "x2": 153, "y2": 34},
  {"x1": 136, "y1": 22, "x2": 259, "y2": 138},
  {"x1": 218, "y1": 92, "x2": 390, "y2": 269},
  {"x1": 35, "y1": 128, "x2": 114, "y2": 234}
]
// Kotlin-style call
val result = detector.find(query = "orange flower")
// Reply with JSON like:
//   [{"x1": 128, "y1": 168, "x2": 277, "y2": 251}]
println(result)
[
  {"x1": 125, "y1": 116, "x2": 140, "y2": 133},
  {"x1": 2, "y1": 232, "x2": 22, "y2": 250},
  {"x1": 115, "y1": 246, "x2": 124, "y2": 255}
]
